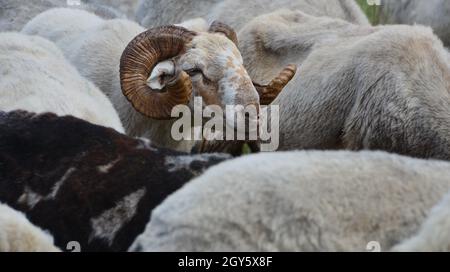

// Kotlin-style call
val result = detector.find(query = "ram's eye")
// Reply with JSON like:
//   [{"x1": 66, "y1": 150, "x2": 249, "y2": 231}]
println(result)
[
  {"x1": 186, "y1": 68, "x2": 203, "y2": 77},
  {"x1": 159, "y1": 73, "x2": 172, "y2": 83}
]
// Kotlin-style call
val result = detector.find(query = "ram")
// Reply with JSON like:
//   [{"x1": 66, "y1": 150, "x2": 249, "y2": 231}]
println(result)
[
  {"x1": 238, "y1": 10, "x2": 450, "y2": 160},
  {"x1": 0, "y1": 203, "x2": 60, "y2": 252},
  {"x1": 0, "y1": 110, "x2": 230, "y2": 252},
  {"x1": 0, "y1": 32, "x2": 124, "y2": 133},
  {"x1": 379, "y1": 0, "x2": 450, "y2": 47},
  {"x1": 130, "y1": 150, "x2": 450, "y2": 252},
  {"x1": 23, "y1": 8, "x2": 293, "y2": 152},
  {"x1": 135, "y1": 0, "x2": 369, "y2": 31}
]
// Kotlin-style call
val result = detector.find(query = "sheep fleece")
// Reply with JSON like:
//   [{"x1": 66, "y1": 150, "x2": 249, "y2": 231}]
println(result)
[
  {"x1": 0, "y1": 111, "x2": 229, "y2": 252},
  {"x1": 238, "y1": 10, "x2": 450, "y2": 160},
  {"x1": 131, "y1": 151, "x2": 450, "y2": 252},
  {"x1": 0, "y1": 203, "x2": 60, "y2": 252}
]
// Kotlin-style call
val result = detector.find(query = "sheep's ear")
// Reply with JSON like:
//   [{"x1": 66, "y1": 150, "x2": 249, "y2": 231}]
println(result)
[
  {"x1": 146, "y1": 60, "x2": 176, "y2": 90},
  {"x1": 209, "y1": 21, "x2": 238, "y2": 46}
]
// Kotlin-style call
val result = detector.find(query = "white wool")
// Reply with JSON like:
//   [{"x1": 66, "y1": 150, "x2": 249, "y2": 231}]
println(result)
[
  {"x1": 0, "y1": 203, "x2": 60, "y2": 252},
  {"x1": 392, "y1": 191, "x2": 450, "y2": 252},
  {"x1": 0, "y1": 32, "x2": 124, "y2": 133},
  {"x1": 237, "y1": 9, "x2": 450, "y2": 159},
  {"x1": 130, "y1": 151, "x2": 450, "y2": 252}
]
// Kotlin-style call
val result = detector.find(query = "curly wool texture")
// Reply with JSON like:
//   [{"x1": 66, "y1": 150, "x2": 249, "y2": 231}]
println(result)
[
  {"x1": 0, "y1": 32, "x2": 124, "y2": 133},
  {"x1": 0, "y1": 203, "x2": 60, "y2": 252},
  {"x1": 130, "y1": 151, "x2": 450, "y2": 252}
]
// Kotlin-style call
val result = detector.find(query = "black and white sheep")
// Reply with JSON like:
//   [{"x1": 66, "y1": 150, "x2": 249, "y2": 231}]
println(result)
[
  {"x1": 0, "y1": 110, "x2": 230, "y2": 252},
  {"x1": 130, "y1": 150, "x2": 450, "y2": 252}
]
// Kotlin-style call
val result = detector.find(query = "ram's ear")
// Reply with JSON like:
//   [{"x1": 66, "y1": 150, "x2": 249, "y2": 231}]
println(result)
[{"x1": 146, "y1": 60, "x2": 176, "y2": 90}]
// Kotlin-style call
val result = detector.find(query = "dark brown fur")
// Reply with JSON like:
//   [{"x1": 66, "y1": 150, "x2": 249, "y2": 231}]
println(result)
[{"x1": 0, "y1": 111, "x2": 229, "y2": 252}]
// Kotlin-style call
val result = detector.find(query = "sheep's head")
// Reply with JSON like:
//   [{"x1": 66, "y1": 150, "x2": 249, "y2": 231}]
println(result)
[{"x1": 120, "y1": 22, "x2": 296, "y2": 120}]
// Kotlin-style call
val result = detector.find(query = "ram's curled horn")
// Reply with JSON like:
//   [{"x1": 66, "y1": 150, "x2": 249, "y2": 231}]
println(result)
[
  {"x1": 254, "y1": 64, "x2": 297, "y2": 105},
  {"x1": 120, "y1": 26, "x2": 196, "y2": 120},
  {"x1": 209, "y1": 21, "x2": 238, "y2": 46}
]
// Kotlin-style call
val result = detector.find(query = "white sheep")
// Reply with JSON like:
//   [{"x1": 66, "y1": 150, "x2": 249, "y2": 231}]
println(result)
[
  {"x1": 129, "y1": 150, "x2": 450, "y2": 252},
  {"x1": 135, "y1": 0, "x2": 369, "y2": 31},
  {"x1": 238, "y1": 9, "x2": 450, "y2": 160},
  {"x1": 0, "y1": 203, "x2": 60, "y2": 252},
  {"x1": 23, "y1": 8, "x2": 294, "y2": 152},
  {"x1": 392, "y1": 190, "x2": 450, "y2": 252},
  {"x1": 0, "y1": 32, "x2": 124, "y2": 133}
]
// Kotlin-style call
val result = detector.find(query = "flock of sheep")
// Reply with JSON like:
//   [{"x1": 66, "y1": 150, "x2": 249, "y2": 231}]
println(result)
[{"x1": 1, "y1": 0, "x2": 450, "y2": 252}]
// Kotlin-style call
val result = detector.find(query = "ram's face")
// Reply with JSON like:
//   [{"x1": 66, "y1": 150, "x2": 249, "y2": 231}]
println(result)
[
  {"x1": 179, "y1": 33, "x2": 259, "y2": 109},
  {"x1": 120, "y1": 22, "x2": 296, "y2": 121},
  {"x1": 147, "y1": 32, "x2": 261, "y2": 125}
]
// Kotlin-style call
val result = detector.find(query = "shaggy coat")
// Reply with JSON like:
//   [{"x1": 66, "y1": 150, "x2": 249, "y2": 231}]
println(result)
[
  {"x1": 238, "y1": 10, "x2": 450, "y2": 160},
  {"x1": 0, "y1": 111, "x2": 229, "y2": 252}
]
